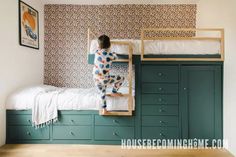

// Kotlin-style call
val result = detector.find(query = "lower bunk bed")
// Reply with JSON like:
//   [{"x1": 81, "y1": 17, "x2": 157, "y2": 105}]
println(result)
[{"x1": 6, "y1": 85, "x2": 136, "y2": 144}]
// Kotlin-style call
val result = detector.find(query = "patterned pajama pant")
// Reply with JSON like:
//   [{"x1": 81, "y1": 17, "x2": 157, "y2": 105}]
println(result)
[{"x1": 95, "y1": 75, "x2": 125, "y2": 109}]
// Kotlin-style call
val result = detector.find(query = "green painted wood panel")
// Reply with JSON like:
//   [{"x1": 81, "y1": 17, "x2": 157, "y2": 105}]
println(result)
[
  {"x1": 142, "y1": 116, "x2": 178, "y2": 127},
  {"x1": 181, "y1": 65, "x2": 222, "y2": 141},
  {"x1": 142, "y1": 127, "x2": 179, "y2": 139},
  {"x1": 7, "y1": 115, "x2": 32, "y2": 125},
  {"x1": 142, "y1": 83, "x2": 178, "y2": 94},
  {"x1": 8, "y1": 126, "x2": 49, "y2": 140},
  {"x1": 141, "y1": 94, "x2": 178, "y2": 105},
  {"x1": 142, "y1": 105, "x2": 178, "y2": 116},
  {"x1": 53, "y1": 126, "x2": 92, "y2": 140},
  {"x1": 55, "y1": 114, "x2": 92, "y2": 125},
  {"x1": 95, "y1": 115, "x2": 134, "y2": 126},
  {"x1": 142, "y1": 65, "x2": 178, "y2": 83},
  {"x1": 94, "y1": 126, "x2": 134, "y2": 141}
]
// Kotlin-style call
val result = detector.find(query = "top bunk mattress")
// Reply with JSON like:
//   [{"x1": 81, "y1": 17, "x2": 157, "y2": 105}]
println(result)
[{"x1": 89, "y1": 39, "x2": 221, "y2": 55}]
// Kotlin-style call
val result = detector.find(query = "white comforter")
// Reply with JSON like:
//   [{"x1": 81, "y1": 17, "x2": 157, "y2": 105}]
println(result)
[
  {"x1": 90, "y1": 39, "x2": 221, "y2": 55},
  {"x1": 6, "y1": 85, "x2": 135, "y2": 111},
  {"x1": 6, "y1": 85, "x2": 135, "y2": 127}
]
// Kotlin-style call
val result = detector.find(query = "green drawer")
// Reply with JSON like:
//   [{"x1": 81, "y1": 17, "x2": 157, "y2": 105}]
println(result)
[
  {"x1": 55, "y1": 114, "x2": 92, "y2": 125},
  {"x1": 53, "y1": 126, "x2": 92, "y2": 140},
  {"x1": 142, "y1": 83, "x2": 178, "y2": 94},
  {"x1": 142, "y1": 127, "x2": 179, "y2": 139},
  {"x1": 142, "y1": 116, "x2": 178, "y2": 127},
  {"x1": 142, "y1": 94, "x2": 178, "y2": 105},
  {"x1": 7, "y1": 115, "x2": 32, "y2": 125},
  {"x1": 142, "y1": 105, "x2": 178, "y2": 116},
  {"x1": 95, "y1": 126, "x2": 134, "y2": 141},
  {"x1": 8, "y1": 126, "x2": 49, "y2": 140},
  {"x1": 95, "y1": 115, "x2": 134, "y2": 126},
  {"x1": 142, "y1": 66, "x2": 178, "y2": 83}
]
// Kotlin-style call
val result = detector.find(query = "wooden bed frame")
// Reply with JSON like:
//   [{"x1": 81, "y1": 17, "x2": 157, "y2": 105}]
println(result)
[
  {"x1": 88, "y1": 28, "x2": 133, "y2": 116},
  {"x1": 141, "y1": 28, "x2": 225, "y2": 61}
]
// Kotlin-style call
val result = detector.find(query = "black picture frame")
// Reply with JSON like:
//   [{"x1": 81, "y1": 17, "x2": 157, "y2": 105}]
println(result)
[{"x1": 19, "y1": 0, "x2": 39, "y2": 50}]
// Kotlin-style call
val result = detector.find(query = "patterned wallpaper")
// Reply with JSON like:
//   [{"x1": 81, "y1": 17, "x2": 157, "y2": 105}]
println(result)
[{"x1": 44, "y1": 4, "x2": 197, "y2": 88}]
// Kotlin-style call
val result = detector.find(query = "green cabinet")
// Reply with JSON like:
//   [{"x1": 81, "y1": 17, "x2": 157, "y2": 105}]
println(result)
[
  {"x1": 181, "y1": 65, "x2": 223, "y2": 141},
  {"x1": 6, "y1": 62, "x2": 223, "y2": 144},
  {"x1": 141, "y1": 65, "x2": 180, "y2": 140}
]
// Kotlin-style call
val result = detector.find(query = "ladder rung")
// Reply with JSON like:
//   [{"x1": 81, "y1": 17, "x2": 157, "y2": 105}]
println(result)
[
  {"x1": 99, "y1": 111, "x2": 132, "y2": 116},
  {"x1": 114, "y1": 59, "x2": 129, "y2": 62},
  {"x1": 106, "y1": 93, "x2": 131, "y2": 97}
]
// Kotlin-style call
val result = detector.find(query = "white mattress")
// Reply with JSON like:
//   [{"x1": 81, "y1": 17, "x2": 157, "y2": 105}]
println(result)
[
  {"x1": 90, "y1": 39, "x2": 221, "y2": 55},
  {"x1": 5, "y1": 85, "x2": 135, "y2": 111}
]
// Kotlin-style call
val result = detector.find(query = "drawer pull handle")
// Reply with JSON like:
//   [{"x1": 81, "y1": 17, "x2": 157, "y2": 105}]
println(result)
[
  {"x1": 158, "y1": 98, "x2": 162, "y2": 102},
  {"x1": 71, "y1": 120, "x2": 74, "y2": 123},
  {"x1": 28, "y1": 120, "x2": 31, "y2": 123},
  {"x1": 159, "y1": 121, "x2": 163, "y2": 123},
  {"x1": 113, "y1": 132, "x2": 117, "y2": 136},
  {"x1": 159, "y1": 133, "x2": 164, "y2": 136},
  {"x1": 158, "y1": 73, "x2": 163, "y2": 76},
  {"x1": 70, "y1": 131, "x2": 74, "y2": 135},
  {"x1": 159, "y1": 109, "x2": 164, "y2": 112},
  {"x1": 26, "y1": 131, "x2": 31, "y2": 136},
  {"x1": 158, "y1": 87, "x2": 163, "y2": 91},
  {"x1": 113, "y1": 120, "x2": 118, "y2": 123}
]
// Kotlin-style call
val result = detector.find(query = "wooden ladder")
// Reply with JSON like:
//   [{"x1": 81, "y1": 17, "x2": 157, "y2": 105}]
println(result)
[{"x1": 88, "y1": 28, "x2": 133, "y2": 116}]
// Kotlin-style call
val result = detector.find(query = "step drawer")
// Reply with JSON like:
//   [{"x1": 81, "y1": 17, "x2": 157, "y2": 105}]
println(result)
[
  {"x1": 95, "y1": 115, "x2": 134, "y2": 126},
  {"x1": 53, "y1": 126, "x2": 92, "y2": 140},
  {"x1": 142, "y1": 127, "x2": 179, "y2": 139},
  {"x1": 8, "y1": 126, "x2": 49, "y2": 140},
  {"x1": 142, "y1": 65, "x2": 178, "y2": 83},
  {"x1": 142, "y1": 83, "x2": 178, "y2": 94},
  {"x1": 142, "y1": 105, "x2": 178, "y2": 116},
  {"x1": 142, "y1": 116, "x2": 178, "y2": 127},
  {"x1": 95, "y1": 126, "x2": 134, "y2": 141},
  {"x1": 55, "y1": 114, "x2": 92, "y2": 125},
  {"x1": 142, "y1": 94, "x2": 178, "y2": 105},
  {"x1": 7, "y1": 115, "x2": 32, "y2": 125}
]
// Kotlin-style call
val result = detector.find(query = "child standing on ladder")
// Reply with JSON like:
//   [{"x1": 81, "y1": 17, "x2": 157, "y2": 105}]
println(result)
[{"x1": 93, "y1": 35, "x2": 125, "y2": 115}]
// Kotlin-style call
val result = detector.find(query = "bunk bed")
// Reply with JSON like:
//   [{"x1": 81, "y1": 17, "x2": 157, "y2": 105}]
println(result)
[
  {"x1": 88, "y1": 28, "x2": 224, "y2": 63},
  {"x1": 6, "y1": 28, "x2": 224, "y2": 145}
]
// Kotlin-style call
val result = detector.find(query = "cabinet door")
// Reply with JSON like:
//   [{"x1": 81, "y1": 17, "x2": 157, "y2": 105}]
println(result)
[{"x1": 181, "y1": 65, "x2": 222, "y2": 141}]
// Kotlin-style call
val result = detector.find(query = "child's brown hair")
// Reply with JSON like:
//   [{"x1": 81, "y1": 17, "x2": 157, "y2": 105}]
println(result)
[{"x1": 98, "y1": 35, "x2": 111, "y2": 49}]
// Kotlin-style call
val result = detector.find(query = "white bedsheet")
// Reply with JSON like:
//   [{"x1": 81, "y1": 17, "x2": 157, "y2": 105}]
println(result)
[
  {"x1": 90, "y1": 39, "x2": 221, "y2": 55},
  {"x1": 5, "y1": 85, "x2": 135, "y2": 111}
]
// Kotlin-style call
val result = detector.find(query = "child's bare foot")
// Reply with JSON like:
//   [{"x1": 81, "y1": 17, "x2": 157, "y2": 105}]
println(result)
[{"x1": 100, "y1": 108, "x2": 108, "y2": 115}]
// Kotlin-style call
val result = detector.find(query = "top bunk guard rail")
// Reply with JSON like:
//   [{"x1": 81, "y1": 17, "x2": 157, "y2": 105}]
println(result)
[
  {"x1": 141, "y1": 28, "x2": 225, "y2": 61},
  {"x1": 87, "y1": 28, "x2": 133, "y2": 116}
]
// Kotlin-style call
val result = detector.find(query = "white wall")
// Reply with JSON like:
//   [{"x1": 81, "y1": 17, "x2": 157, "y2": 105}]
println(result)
[
  {"x1": 197, "y1": 0, "x2": 236, "y2": 155},
  {"x1": 0, "y1": 0, "x2": 44, "y2": 146}
]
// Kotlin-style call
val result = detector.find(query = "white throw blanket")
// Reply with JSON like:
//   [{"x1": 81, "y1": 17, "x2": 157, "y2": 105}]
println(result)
[{"x1": 32, "y1": 88, "x2": 63, "y2": 128}]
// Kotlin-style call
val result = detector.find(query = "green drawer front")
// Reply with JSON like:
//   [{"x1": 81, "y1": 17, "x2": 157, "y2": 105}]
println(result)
[
  {"x1": 142, "y1": 116, "x2": 178, "y2": 127},
  {"x1": 95, "y1": 115, "x2": 134, "y2": 126},
  {"x1": 7, "y1": 115, "x2": 32, "y2": 125},
  {"x1": 8, "y1": 126, "x2": 49, "y2": 140},
  {"x1": 95, "y1": 126, "x2": 134, "y2": 141},
  {"x1": 142, "y1": 83, "x2": 178, "y2": 94},
  {"x1": 142, "y1": 66, "x2": 178, "y2": 83},
  {"x1": 53, "y1": 126, "x2": 92, "y2": 140},
  {"x1": 142, "y1": 127, "x2": 179, "y2": 139},
  {"x1": 55, "y1": 114, "x2": 92, "y2": 125},
  {"x1": 142, "y1": 94, "x2": 178, "y2": 105},
  {"x1": 142, "y1": 105, "x2": 178, "y2": 116}
]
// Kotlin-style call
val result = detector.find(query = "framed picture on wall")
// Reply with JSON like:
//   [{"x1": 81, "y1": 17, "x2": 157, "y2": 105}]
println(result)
[{"x1": 19, "y1": 0, "x2": 39, "y2": 49}]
